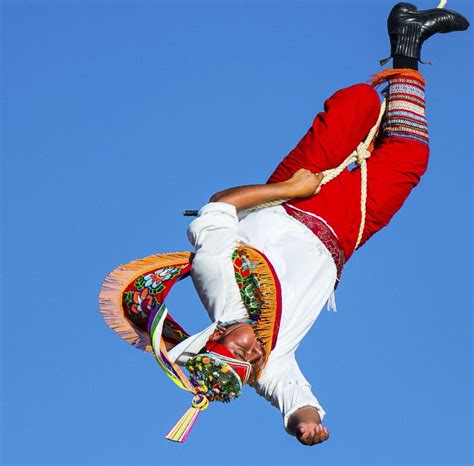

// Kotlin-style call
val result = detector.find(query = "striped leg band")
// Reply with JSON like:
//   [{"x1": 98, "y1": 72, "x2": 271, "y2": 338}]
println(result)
[{"x1": 382, "y1": 76, "x2": 429, "y2": 145}]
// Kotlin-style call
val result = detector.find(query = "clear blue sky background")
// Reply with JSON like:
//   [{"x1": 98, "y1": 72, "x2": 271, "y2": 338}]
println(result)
[{"x1": 1, "y1": 1, "x2": 472, "y2": 464}]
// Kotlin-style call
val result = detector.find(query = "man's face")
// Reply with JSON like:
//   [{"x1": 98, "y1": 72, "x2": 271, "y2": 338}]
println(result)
[{"x1": 210, "y1": 323, "x2": 265, "y2": 379}]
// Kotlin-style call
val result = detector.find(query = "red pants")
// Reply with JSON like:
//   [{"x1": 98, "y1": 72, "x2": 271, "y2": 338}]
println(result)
[{"x1": 267, "y1": 83, "x2": 430, "y2": 261}]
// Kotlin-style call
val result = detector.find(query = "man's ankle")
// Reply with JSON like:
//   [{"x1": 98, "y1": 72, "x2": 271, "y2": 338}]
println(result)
[{"x1": 393, "y1": 54, "x2": 419, "y2": 70}]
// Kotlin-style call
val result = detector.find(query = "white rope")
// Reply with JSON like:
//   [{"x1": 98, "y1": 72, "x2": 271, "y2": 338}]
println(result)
[
  {"x1": 437, "y1": 0, "x2": 447, "y2": 9},
  {"x1": 250, "y1": 98, "x2": 386, "y2": 252}
]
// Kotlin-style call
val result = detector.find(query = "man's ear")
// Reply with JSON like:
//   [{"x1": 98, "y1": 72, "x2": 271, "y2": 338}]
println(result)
[{"x1": 208, "y1": 326, "x2": 227, "y2": 342}]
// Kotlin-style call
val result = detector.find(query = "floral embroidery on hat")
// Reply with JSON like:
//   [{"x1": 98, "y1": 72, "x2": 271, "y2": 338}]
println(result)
[
  {"x1": 232, "y1": 248, "x2": 264, "y2": 322},
  {"x1": 185, "y1": 354, "x2": 242, "y2": 403}
]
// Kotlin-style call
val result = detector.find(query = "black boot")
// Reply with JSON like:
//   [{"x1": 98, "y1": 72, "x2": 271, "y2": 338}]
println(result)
[{"x1": 380, "y1": 2, "x2": 470, "y2": 65}]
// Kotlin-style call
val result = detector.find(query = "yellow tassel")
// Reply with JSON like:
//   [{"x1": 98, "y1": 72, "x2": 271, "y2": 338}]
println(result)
[{"x1": 166, "y1": 395, "x2": 209, "y2": 443}]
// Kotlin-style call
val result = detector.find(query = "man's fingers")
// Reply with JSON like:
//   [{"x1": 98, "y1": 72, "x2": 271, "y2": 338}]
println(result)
[
  {"x1": 288, "y1": 169, "x2": 324, "y2": 198},
  {"x1": 296, "y1": 425, "x2": 314, "y2": 445},
  {"x1": 297, "y1": 424, "x2": 330, "y2": 446},
  {"x1": 319, "y1": 426, "x2": 329, "y2": 442},
  {"x1": 313, "y1": 173, "x2": 323, "y2": 195},
  {"x1": 305, "y1": 424, "x2": 321, "y2": 440},
  {"x1": 312, "y1": 425, "x2": 325, "y2": 445},
  {"x1": 296, "y1": 423, "x2": 330, "y2": 446}
]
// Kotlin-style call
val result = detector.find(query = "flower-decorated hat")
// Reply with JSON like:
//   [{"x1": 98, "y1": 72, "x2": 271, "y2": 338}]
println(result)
[
  {"x1": 99, "y1": 246, "x2": 281, "y2": 443},
  {"x1": 204, "y1": 341, "x2": 252, "y2": 386},
  {"x1": 163, "y1": 340, "x2": 252, "y2": 442},
  {"x1": 184, "y1": 340, "x2": 252, "y2": 398}
]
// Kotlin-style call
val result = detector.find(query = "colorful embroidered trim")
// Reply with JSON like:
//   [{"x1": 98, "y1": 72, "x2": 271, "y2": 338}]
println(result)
[
  {"x1": 232, "y1": 246, "x2": 282, "y2": 382},
  {"x1": 98, "y1": 252, "x2": 193, "y2": 352},
  {"x1": 282, "y1": 203, "x2": 345, "y2": 285},
  {"x1": 382, "y1": 76, "x2": 429, "y2": 145}
]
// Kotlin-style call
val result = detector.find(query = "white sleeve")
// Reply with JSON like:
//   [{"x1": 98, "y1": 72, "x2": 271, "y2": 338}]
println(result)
[
  {"x1": 187, "y1": 202, "x2": 239, "y2": 255},
  {"x1": 251, "y1": 355, "x2": 326, "y2": 435},
  {"x1": 187, "y1": 202, "x2": 246, "y2": 322}
]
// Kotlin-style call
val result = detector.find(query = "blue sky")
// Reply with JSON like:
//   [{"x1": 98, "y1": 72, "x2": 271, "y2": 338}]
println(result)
[{"x1": 1, "y1": 1, "x2": 472, "y2": 464}]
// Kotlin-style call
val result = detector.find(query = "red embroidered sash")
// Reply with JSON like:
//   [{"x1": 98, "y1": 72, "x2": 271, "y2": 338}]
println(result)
[{"x1": 283, "y1": 203, "x2": 345, "y2": 285}]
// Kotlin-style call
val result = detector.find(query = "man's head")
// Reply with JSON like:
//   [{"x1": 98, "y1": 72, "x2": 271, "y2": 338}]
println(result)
[
  {"x1": 183, "y1": 321, "x2": 265, "y2": 402},
  {"x1": 207, "y1": 321, "x2": 265, "y2": 381}
]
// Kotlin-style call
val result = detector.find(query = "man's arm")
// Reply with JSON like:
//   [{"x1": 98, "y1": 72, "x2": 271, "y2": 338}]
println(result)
[
  {"x1": 187, "y1": 202, "x2": 245, "y2": 321},
  {"x1": 210, "y1": 168, "x2": 323, "y2": 212},
  {"x1": 251, "y1": 356, "x2": 329, "y2": 446}
]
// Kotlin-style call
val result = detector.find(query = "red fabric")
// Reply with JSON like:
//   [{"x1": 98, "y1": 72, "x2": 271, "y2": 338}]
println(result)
[
  {"x1": 205, "y1": 341, "x2": 251, "y2": 383},
  {"x1": 283, "y1": 203, "x2": 345, "y2": 281},
  {"x1": 267, "y1": 83, "x2": 430, "y2": 261}
]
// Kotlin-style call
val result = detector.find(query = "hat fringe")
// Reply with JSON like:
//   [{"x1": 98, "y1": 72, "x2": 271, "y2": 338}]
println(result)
[{"x1": 98, "y1": 252, "x2": 192, "y2": 351}]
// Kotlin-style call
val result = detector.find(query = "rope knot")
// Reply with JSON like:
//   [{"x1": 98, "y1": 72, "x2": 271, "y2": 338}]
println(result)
[
  {"x1": 233, "y1": 98, "x2": 386, "y2": 255},
  {"x1": 356, "y1": 142, "x2": 371, "y2": 164}
]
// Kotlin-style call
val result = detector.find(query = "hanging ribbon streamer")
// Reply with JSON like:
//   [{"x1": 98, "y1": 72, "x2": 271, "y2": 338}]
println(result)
[{"x1": 165, "y1": 394, "x2": 209, "y2": 443}]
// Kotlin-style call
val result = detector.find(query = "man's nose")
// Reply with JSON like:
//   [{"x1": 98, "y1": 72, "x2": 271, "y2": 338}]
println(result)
[{"x1": 250, "y1": 344, "x2": 263, "y2": 362}]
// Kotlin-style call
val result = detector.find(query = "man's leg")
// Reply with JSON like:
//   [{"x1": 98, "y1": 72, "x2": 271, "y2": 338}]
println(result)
[
  {"x1": 267, "y1": 83, "x2": 381, "y2": 183},
  {"x1": 348, "y1": 2, "x2": 468, "y2": 251},
  {"x1": 281, "y1": 69, "x2": 430, "y2": 260},
  {"x1": 268, "y1": 3, "x2": 468, "y2": 260},
  {"x1": 266, "y1": 83, "x2": 382, "y2": 260},
  {"x1": 351, "y1": 69, "x2": 430, "y2": 249}
]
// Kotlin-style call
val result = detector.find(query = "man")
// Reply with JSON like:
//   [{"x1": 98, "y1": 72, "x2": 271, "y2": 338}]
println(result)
[
  {"x1": 175, "y1": 2, "x2": 469, "y2": 446},
  {"x1": 100, "y1": 2, "x2": 469, "y2": 446}
]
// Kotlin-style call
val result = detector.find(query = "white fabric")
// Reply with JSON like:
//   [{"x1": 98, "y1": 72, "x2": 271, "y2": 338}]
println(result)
[
  {"x1": 184, "y1": 202, "x2": 337, "y2": 433},
  {"x1": 167, "y1": 321, "x2": 219, "y2": 365}
]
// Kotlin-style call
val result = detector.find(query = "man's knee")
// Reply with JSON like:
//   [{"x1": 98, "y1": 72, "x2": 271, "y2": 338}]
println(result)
[
  {"x1": 357, "y1": 82, "x2": 380, "y2": 107},
  {"x1": 325, "y1": 83, "x2": 380, "y2": 120}
]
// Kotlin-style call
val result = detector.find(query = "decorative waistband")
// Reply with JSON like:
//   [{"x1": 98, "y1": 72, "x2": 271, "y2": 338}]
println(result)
[{"x1": 283, "y1": 203, "x2": 345, "y2": 285}]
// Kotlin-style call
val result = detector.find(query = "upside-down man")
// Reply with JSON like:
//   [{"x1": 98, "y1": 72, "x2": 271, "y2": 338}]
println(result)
[{"x1": 100, "y1": 2, "x2": 469, "y2": 446}]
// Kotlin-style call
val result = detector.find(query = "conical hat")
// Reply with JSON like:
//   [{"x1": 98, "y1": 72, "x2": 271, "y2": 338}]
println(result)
[{"x1": 98, "y1": 246, "x2": 282, "y2": 441}]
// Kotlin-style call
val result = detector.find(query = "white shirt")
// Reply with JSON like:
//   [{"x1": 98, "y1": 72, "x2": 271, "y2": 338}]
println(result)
[{"x1": 185, "y1": 202, "x2": 337, "y2": 433}]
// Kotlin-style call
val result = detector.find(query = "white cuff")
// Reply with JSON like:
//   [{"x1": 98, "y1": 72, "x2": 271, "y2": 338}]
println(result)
[{"x1": 198, "y1": 201, "x2": 238, "y2": 218}]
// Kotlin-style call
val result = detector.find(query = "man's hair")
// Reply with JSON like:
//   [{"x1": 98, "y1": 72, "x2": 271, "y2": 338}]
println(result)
[
  {"x1": 217, "y1": 319, "x2": 251, "y2": 330},
  {"x1": 200, "y1": 319, "x2": 250, "y2": 354}
]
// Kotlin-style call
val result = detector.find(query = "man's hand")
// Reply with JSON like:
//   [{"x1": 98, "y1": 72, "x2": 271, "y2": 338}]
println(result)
[
  {"x1": 285, "y1": 168, "x2": 324, "y2": 198},
  {"x1": 287, "y1": 406, "x2": 330, "y2": 446},
  {"x1": 209, "y1": 168, "x2": 323, "y2": 212},
  {"x1": 295, "y1": 422, "x2": 330, "y2": 446}
]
